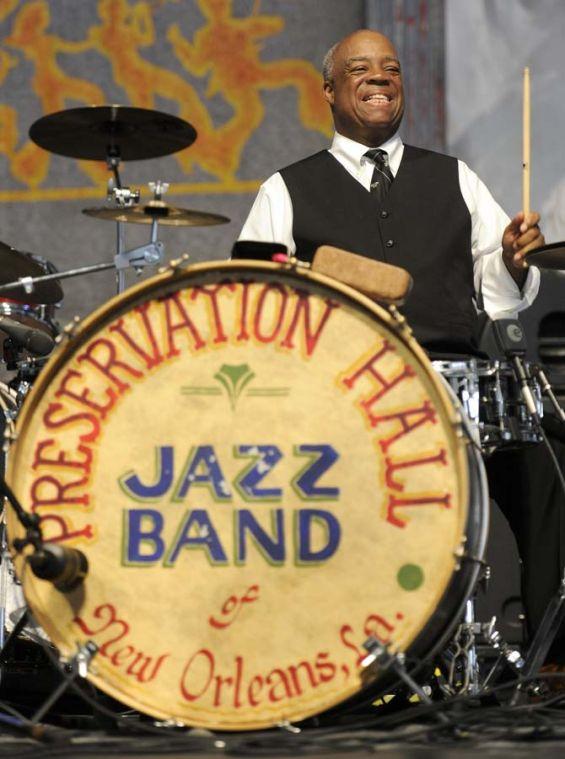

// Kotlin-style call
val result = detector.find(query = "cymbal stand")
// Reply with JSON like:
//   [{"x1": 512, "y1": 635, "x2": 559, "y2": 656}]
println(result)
[
  {"x1": 106, "y1": 153, "x2": 139, "y2": 295},
  {"x1": 106, "y1": 156, "x2": 165, "y2": 294},
  {"x1": 0, "y1": 262, "x2": 117, "y2": 299},
  {"x1": 114, "y1": 211, "x2": 164, "y2": 292}
]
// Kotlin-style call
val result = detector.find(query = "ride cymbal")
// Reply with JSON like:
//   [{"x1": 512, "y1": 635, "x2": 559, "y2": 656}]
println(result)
[
  {"x1": 82, "y1": 202, "x2": 230, "y2": 227},
  {"x1": 525, "y1": 241, "x2": 565, "y2": 270},
  {"x1": 0, "y1": 242, "x2": 63, "y2": 304},
  {"x1": 29, "y1": 105, "x2": 197, "y2": 161}
]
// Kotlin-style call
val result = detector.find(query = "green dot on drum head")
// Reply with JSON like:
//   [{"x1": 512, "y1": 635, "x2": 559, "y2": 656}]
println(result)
[{"x1": 397, "y1": 564, "x2": 424, "y2": 591}]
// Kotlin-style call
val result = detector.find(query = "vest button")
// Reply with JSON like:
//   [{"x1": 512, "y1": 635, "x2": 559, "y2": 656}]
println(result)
[
  {"x1": 385, "y1": 239, "x2": 394, "y2": 248},
  {"x1": 380, "y1": 210, "x2": 389, "y2": 219}
]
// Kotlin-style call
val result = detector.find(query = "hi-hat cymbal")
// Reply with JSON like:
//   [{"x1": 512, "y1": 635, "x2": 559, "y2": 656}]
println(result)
[
  {"x1": 29, "y1": 105, "x2": 197, "y2": 161},
  {"x1": 525, "y1": 241, "x2": 565, "y2": 270},
  {"x1": 82, "y1": 202, "x2": 230, "y2": 227},
  {"x1": 0, "y1": 242, "x2": 63, "y2": 304}
]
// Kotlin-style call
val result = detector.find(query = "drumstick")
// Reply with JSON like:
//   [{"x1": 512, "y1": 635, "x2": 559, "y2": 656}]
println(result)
[{"x1": 522, "y1": 66, "x2": 530, "y2": 218}]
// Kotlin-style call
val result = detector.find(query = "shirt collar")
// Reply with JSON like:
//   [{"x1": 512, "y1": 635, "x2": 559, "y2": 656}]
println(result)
[{"x1": 329, "y1": 131, "x2": 404, "y2": 176}]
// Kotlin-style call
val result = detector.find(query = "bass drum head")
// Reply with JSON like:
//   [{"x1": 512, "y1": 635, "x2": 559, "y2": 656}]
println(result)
[{"x1": 7, "y1": 261, "x2": 484, "y2": 730}]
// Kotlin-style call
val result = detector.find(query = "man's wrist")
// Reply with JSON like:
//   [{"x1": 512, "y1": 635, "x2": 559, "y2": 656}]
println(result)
[{"x1": 503, "y1": 255, "x2": 528, "y2": 290}]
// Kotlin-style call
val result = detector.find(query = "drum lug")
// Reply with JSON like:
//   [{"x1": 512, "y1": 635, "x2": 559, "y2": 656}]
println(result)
[
  {"x1": 56, "y1": 315, "x2": 82, "y2": 344},
  {"x1": 453, "y1": 542, "x2": 487, "y2": 573},
  {"x1": 288, "y1": 256, "x2": 310, "y2": 271},
  {"x1": 274, "y1": 255, "x2": 311, "y2": 272},
  {"x1": 277, "y1": 719, "x2": 301, "y2": 733},
  {"x1": 3, "y1": 429, "x2": 18, "y2": 451},
  {"x1": 387, "y1": 305, "x2": 413, "y2": 338},
  {"x1": 159, "y1": 253, "x2": 190, "y2": 275}
]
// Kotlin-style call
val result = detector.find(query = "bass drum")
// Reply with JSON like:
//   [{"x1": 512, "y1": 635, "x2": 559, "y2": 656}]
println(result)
[{"x1": 6, "y1": 260, "x2": 488, "y2": 731}]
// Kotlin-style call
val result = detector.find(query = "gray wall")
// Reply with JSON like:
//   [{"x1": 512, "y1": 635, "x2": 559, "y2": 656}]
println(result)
[{"x1": 446, "y1": 0, "x2": 565, "y2": 352}]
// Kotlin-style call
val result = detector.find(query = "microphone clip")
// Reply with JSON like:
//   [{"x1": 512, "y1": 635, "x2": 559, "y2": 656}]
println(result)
[
  {"x1": 2, "y1": 478, "x2": 88, "y2": 593},
  {"x1": 491, "y1": 318, "x2": 541, "y2": 423}
]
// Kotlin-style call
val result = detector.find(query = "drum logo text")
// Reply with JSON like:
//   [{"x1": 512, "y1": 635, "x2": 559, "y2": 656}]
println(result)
[{"x1": 120, "y1": 443, "x2": 342, "y2": 566}]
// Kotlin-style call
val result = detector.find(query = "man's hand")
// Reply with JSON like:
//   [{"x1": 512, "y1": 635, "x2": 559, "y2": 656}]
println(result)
[{"x1": 502, "y1": 211, "x2": 545, "y2": 288}]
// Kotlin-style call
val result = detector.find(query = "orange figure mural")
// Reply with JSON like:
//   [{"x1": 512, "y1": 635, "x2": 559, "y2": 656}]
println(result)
[
  {"x1": 0, "y1": 0, "x2": 331, "y2": 198},
  {"x1": 3, "y1": 0, "x2": 106, "y2": 187},
  {"x1": 167, "y1": 0, "x2": 332, "y2": 177},
  {"x1": 84, "y1": 0, "x2": 228, "y2": 178},
  {"x1": 0, "y1": 49, "x2": 18, "y2": 158}
]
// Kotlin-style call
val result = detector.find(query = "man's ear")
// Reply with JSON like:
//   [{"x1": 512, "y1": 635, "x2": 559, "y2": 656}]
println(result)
[{"x1": 323, "y1": 81, "x2": 334, "y2": 106}]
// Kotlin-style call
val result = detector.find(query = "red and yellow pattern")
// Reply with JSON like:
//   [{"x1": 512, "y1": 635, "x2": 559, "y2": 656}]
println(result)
[{"x1": 0, "y1": 0, "x2": 332, "y2": 201}]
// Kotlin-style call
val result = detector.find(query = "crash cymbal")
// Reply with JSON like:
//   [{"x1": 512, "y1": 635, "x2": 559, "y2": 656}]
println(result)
[
  {"x1": 82, "y1": 201, "x2": 230, "y2": 227},
  {"x1": 525, "y1": 241, "x2": 565, "y2": 270},
  {"x1": 29, "y1": 105, "x2": 197, "y2": 161},
  {"x1": 0, "y1": 242, "x2": 63, "y2": 304}
]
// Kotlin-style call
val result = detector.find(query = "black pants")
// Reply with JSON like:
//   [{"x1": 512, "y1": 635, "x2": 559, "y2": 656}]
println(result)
[{"x1": 487, "y1": 418, "x2": 565, "y2": 662}]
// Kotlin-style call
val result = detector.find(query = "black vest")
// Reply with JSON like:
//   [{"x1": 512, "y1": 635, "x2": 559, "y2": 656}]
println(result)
[{"x1": 279, "y1": 146, "x2": 477, "y2": 352}]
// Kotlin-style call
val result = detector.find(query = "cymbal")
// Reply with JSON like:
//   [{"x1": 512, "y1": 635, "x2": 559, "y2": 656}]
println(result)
[
  {"x1": 29, "y1": 105, "x2": 197, "y2": 161},
  {"x1": 0, "y1": 242, "x2": 63, "y2": 304},
  {"x1": 525, "y1": 241, "x2": 565, "y2": 270},
  {"x1": 82, "y1": 201, "x2": 230, "y2": 227}
]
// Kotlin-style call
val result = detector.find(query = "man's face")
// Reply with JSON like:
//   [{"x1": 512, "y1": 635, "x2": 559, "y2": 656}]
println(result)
[{"x1": 324, "y1": 31, "x2": 404, "y2": 146}]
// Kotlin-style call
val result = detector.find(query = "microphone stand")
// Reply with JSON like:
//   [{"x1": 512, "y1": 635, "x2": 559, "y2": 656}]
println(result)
[
  {"x1": 490, "y1": 320, "x2": 565, "y2": 701},
  {"x1": 0, "y1": 475, "x2": 98, "y2": 726},
  {"x1": 533, "y1": 364, "x2": 565, "y2": 423},
  {"x1": 0, "y1": 477, "x2": 42, "y2": 669}
]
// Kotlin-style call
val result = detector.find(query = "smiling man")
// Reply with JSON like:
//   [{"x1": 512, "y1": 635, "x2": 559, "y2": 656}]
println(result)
[{"x1": 239, "y1": 29, "x2": 545, "y2": 354}]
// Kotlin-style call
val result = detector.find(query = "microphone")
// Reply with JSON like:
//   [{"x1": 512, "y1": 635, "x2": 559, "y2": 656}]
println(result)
[
  {"x1": 27, "y1": 543, "x2": 88, "y2": 592},
  {"x1": 0, "y1": 315, "x2": 55, "y2": 356},
  {"x1": 491, "y1": 318, "x2": 540, "y2": 421}
]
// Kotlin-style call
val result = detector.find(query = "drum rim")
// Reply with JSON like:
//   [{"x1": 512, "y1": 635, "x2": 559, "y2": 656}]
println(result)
[{"x1": 6, "y1": 259, "x2": 479, "y2": 728}]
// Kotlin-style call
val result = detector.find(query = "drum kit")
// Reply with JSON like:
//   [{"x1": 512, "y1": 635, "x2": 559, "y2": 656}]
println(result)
[{"x1": 0, "y1": 104, "x2": 565, "y2": 733}]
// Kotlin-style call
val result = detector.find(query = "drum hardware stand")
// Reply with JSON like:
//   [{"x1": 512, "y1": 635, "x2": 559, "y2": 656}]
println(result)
[
  {"x1": 159, "y1": 253, "x2": 191, "y2": 275},
  {"x1": 437, "y1": 611, "x2": 526, "y2": 699},
  {"x1": 533, "y1": 364, "x2": 565, "y2": 422},
  {"x1": 29, "y1": 640, "x2": 98, "y2": 726},
  {"x1": 509, "y1": 570, "x2": 565, "y2": 705},
  {"x1": 0, "y1": 476, "x2": 97, "y2": 722},
  {"x1": 106, "y1": 153, "x2": 140, "y2": 297},
  {"x1": 438, "y1": 601, "x2": 481, "y2": 697},
  {"x1": 106, "y1": 154, "x2": 166, "y2": 295},
  {"x1": 114, "y1": 216, "x2": 164, "y2": 289},
  {"x1": 0, "y1": 606, "x2": 30, "y2": 668},
  {"x1": 488, "y1": 320, "x2": 565, "y2": 701},
  {"x1": 0, "y1": 262, "x2": 117, "y2": 300},
  {"x1": 362, "y1": 636, "x2": 450, "y2": 725},
  {"x1": 437, "y1": 554, "x2": 524, "y2": 698},
  {"x1": 479, "y1": 617, "x2": 526, "y2": 690}
]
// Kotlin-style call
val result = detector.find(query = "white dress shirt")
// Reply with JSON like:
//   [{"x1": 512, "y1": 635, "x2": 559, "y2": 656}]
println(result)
[{"x1": 239, "y1": 132, "x2": 540, "y2": 319}]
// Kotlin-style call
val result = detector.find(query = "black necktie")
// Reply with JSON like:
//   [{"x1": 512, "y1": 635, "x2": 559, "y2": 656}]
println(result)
[{"x1": 364, "y1": 148, "x2": 393, "y2": 203}]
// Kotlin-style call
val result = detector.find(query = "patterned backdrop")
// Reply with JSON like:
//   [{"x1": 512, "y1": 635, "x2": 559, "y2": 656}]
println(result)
[{"x1": 0, "y1": 0, "x2": 444, "y2": 324}]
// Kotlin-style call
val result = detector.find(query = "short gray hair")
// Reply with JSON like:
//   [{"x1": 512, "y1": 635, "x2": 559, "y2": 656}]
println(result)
[{"x1": 322, "y1": 42, "x2": 339, "y2": 83}]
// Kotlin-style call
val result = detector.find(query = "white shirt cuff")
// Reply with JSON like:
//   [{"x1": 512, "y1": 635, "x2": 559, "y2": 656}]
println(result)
[{"x1": 481, "y1": 248, "x2": 540, "y2": 319}]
